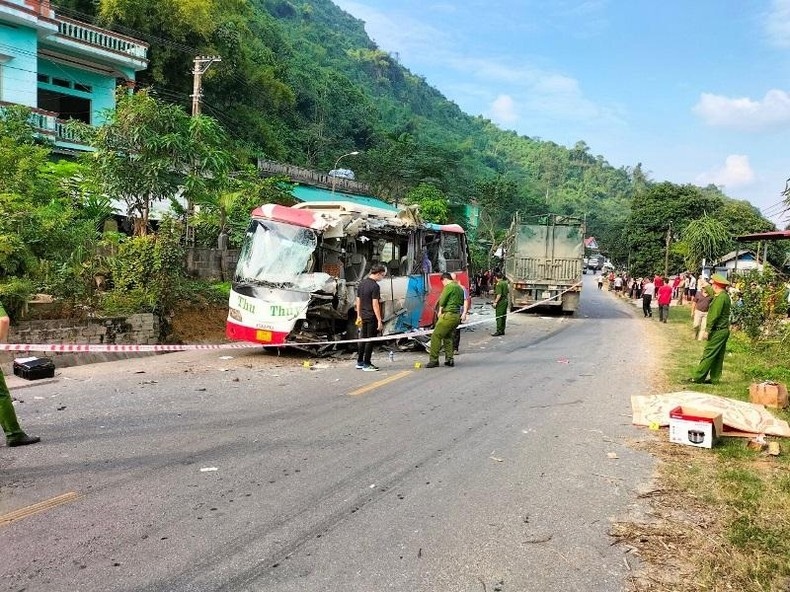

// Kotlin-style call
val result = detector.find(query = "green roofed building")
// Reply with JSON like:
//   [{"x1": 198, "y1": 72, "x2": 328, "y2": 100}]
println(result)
[{"x1": 290, "y1": 185, "x2": 398, "y2": 212}]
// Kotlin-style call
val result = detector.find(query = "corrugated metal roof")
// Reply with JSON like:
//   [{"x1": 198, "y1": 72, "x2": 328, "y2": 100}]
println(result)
[{"x1": 735, "y1": 230, "x2": 790, "y2": 241}]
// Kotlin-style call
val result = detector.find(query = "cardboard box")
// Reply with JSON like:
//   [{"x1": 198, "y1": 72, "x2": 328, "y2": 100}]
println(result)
[
  {"x1": 749, "y1": 382, "x2": 788, "y2": 409},
  {"x1": 668, "y1": 406, "x2": 723, "y2": 449}
]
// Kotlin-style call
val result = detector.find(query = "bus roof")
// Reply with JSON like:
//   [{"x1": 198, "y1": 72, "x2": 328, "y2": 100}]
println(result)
[
  {"x1": 250, "y1": 204, "x2": 342, "y2": 230},
  {"x1": 425, "y1": 222, "x2": 465, "y2": 234},
  {"x1": 250, "y1": 203, "x2": 466, "y2": 235}
]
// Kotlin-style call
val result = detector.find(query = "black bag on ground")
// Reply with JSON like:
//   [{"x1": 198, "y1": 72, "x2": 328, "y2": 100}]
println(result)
[{"x1": 12, "y1": 357, "x2": 56, "y2": 380}]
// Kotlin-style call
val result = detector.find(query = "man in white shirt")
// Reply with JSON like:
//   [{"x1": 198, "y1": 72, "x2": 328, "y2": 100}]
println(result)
[
  {"x1": 687, "y1": 274, "x2": 698, "y2": 301},
  {"x1": 641, "y1": 279, "x2": 655, "y2": 318}
]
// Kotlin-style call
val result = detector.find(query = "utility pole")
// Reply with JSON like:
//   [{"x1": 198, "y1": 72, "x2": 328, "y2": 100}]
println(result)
[
  {"x1": 664, "y1": 222, "x2": 672, "y2": 278},
  {"x1": 186, "y1": 55, "x2": 221, "y2": 246},
  {"x1": 191, "y1": 55, "x2": 222, "y2": 116}
]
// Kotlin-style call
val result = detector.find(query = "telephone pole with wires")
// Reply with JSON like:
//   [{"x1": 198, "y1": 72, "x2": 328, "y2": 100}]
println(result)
[
  {"x1": 186, "y1": 55, "x2": 221, "y2": 245},
  {"x1": 191, "y1": 55, "x2": 221, "y2": 116}
]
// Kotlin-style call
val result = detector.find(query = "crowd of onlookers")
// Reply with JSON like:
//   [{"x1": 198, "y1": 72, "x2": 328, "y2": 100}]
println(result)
[
  {"x1": 471, "y1": 269, "x2": 500, "y2": 297},
  {"x1": 597, "y1": 270, "x2": 745, "y2": 339}
]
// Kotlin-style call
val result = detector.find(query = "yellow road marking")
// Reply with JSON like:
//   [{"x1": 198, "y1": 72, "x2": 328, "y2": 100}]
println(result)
[
  {"x1": 349, "y1": 370, "x2": 412, "y2": 396},
  {"x1": 0, "y1": 491, "x2": 81, "y2": 526}
]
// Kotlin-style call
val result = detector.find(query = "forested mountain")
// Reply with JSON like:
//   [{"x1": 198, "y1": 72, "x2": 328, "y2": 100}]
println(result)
[{"x1": 52, "y1": 0, "x2": 781, "y2": 271}]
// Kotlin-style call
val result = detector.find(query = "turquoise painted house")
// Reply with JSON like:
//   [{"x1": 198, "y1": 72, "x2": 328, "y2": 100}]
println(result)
[{"x1": 0, "y1": 0, "x2": 148, "y2": 152}]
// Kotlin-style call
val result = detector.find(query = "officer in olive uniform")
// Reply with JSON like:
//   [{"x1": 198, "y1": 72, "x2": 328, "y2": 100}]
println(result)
[
  {"x1": 491, "y1": 271, "x2": 509, "y2": 336},
  {"x1": 1, "y1": 300, "x2": 41, "y2": 447},
  {"x1": 426, "y1": 273, "x2": 465, "y2": 367},
  {"x1": 688, "y1": 273, "x2": 732, "y2": 384}
]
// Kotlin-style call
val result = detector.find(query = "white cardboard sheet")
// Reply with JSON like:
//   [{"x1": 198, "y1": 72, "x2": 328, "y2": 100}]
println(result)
[{"x1": 631, "y1": 391, "x2": 790, "y2": 437}]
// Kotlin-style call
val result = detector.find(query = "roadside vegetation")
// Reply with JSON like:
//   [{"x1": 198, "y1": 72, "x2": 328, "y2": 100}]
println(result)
[{"x1": 613, "y1": 289, "x2": 790, "y2": 591}]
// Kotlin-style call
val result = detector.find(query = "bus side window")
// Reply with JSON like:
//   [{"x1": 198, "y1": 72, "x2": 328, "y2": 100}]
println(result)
[
  {"x1": 442, "y1": 233, "x2": 464, "y2": 272},
  {"x1": 425, "y1": 235, "x2": 439, "y2": 272}
]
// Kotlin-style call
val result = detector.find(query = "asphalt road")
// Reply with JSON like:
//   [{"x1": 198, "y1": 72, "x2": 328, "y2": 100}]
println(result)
[{"x1": 2, "y1": 276, "x2": 656, "y2": 592}]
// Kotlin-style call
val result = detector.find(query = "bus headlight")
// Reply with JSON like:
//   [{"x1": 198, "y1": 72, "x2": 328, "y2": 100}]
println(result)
[{"x1": 228, "y1": 308, "x2": 242, "y2": 322}]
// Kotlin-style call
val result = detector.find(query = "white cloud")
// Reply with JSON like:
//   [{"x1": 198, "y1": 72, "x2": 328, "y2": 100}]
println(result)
[
  {"x1": 333, "y1": 1, "x2": 622, "y2": 130},
  {"x1": 695, "y1": 155, "x2": 756, "y2": 189},
  {"x1": 331, "y1": 1, "x2": 451, "y2": 60},
  {"x1": 488, "y1": 94, "x2": 519, "y2": 126},
  {"x1": 763, "y1": 0, "x2": 790, "y2": 48},
  {"x1": 693, "y1": 90, "x2": 790, "y2": 131}
]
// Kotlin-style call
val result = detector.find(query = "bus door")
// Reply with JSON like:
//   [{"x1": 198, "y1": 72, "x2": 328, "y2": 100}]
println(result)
[{"x1": 396, "y1": 231, "x2": 429, "y2": 332}]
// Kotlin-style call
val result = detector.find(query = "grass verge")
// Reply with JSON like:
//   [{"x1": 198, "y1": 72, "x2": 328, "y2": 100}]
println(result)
[{"x1": 611, "y1": 301, "x2": 790, "y2": 591}]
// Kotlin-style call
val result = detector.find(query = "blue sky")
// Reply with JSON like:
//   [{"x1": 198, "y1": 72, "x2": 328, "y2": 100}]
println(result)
[{"x1": 332, "y1": 0, "x2": 790, "y2": 226}]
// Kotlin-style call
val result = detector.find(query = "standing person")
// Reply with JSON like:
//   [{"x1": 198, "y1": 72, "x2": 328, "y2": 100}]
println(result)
[
  {"x1": 686, "y1": 273, "x2": 698, "y2": 302},
  {"x1": 426, "y1": 273, "x2": 465, "y2": 368},
  {"x1": 672, "y1": 274, "x2": 682, "y2": 300},
  {"x1": 451, "y1": 273, "x2": 471, "y2": 355},
  {"x1": 613, "y1": 274, "x2": 623, "y2": 297},
  {"x1": 597, "y1": 272, "x2": 604, "y2": 290},
  {"x1": 677, "y1": 273, "x2": 687, "y2": 305},
  {"x1": 491, "y1": 271, "x2": 509, "y2": 336},
  {"x1": 657, "y1": 278, "x2": 673, "y2": 323},
  {"x1": 1, "y1": 300, "x2": 41, "y2": 447},
  {"x1": 642, "y1": 277, "x2": 655, "y2": 318},
  {"x1": 355, "y1": 264, "x2": 386, "y2": 371},
  {"x1": 688, "y1": 274, "x2": 732, "y2": 384},
  {"x1": 691, "y1": 280, "x2": 713, "y2": 340}
]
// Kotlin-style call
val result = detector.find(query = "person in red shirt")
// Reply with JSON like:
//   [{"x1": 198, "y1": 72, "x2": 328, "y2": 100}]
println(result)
[
  {"x1": 657, "y1": 278, "x2": 673, "y2": 323},
  {"x1": 654, "y1": 274, "x2": 664, "y2": 289},
  {"x1": 671, "y1": 275, "x2": 681, "y2": 299}
]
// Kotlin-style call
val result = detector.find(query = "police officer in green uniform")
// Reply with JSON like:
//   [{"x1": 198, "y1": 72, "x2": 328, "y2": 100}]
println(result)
[
  {"x1": 426, "y1": 273, "x2": 465, "y2": 368},
  {"x1": 688, "y1": 274, "x2": 732, "y2": 384},
  {"x1": 0, "y1": 300, "x2": 41, "y2": 446},
  {"x1": 491, "y1": 271, "x2": 509, "y2": 336}
]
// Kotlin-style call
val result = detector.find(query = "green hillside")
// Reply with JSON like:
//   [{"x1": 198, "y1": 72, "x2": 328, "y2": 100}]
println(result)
[{"x1": 52, "y1": 0, "x2": 781, "y2": 271}]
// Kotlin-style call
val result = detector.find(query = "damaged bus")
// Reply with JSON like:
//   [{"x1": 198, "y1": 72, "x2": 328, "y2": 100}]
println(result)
[{"x1": 226, "y1": 201, "x2": 470, "y2": 349}]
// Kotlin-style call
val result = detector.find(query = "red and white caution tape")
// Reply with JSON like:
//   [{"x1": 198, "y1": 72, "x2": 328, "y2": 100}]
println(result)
[
  {"x1": 1, "y1": 283, "x2": 581, "y2": 353},
  {"x1": 0, "y1": 342, "x2": 260, "y2": 353}
]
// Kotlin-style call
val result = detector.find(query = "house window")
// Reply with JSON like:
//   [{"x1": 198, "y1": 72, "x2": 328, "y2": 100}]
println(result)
[
  {"x1": 38, "y1": 89, "x2": 91, "y2": 124},
  {"x1": 52, "y1": 78, "x2": 71, "y2": 88},
  {"x1": 38, "y1": 74, "x2": 50, "y2": 83},
  {"x1": 74, "y1": 83, "x2": 92, "y2": 94}
]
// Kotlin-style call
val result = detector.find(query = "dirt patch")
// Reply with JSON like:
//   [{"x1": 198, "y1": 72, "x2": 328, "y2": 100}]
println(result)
[{"x1": 167, "y1": 305, "x2": 229, "y2": 344}]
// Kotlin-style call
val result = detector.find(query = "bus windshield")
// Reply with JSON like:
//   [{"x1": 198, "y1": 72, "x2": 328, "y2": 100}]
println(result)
[{"x1": 235, "y1": 219, "x2": 318, "y2": 287}]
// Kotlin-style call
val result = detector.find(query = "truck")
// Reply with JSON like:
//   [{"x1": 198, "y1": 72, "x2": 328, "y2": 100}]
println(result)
[
  {"x1": 226, "y1": 200, "x2": 470, "y2": 351},
  {"x1": 502, "y1": 213, "x2": 585, "y2": 314}
]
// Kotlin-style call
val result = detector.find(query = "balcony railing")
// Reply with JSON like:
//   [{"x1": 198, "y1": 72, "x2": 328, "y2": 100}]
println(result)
[
  {"x1": 0, "y1": 102, "x2": 89, "y2": 147},
  {"x1": 56, "y1": 16, "x2": 148, "y2": 61}
]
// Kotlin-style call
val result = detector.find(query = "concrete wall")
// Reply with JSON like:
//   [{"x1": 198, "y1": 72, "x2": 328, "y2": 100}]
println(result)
[
  {"x1": 9, "y1": 313, "x2": 159, "y2": 345},
  {"x1": 185, "y1": 248, "x2": 239, "y2": 281},
  {"x1": 0, "y1": 23, "x2": 38, "y2": 105}
]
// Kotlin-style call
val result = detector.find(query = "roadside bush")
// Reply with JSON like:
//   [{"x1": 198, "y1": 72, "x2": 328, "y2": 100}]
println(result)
[
  {"x1": 730, "y1": 269, "x2": 788, "y2": 342},
  {"x1": 104, "y1": 216, "x2": 185, "y2": 318},
  {"x1": 0, "y1": 277, "x2": 34, "y2": 320}
]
